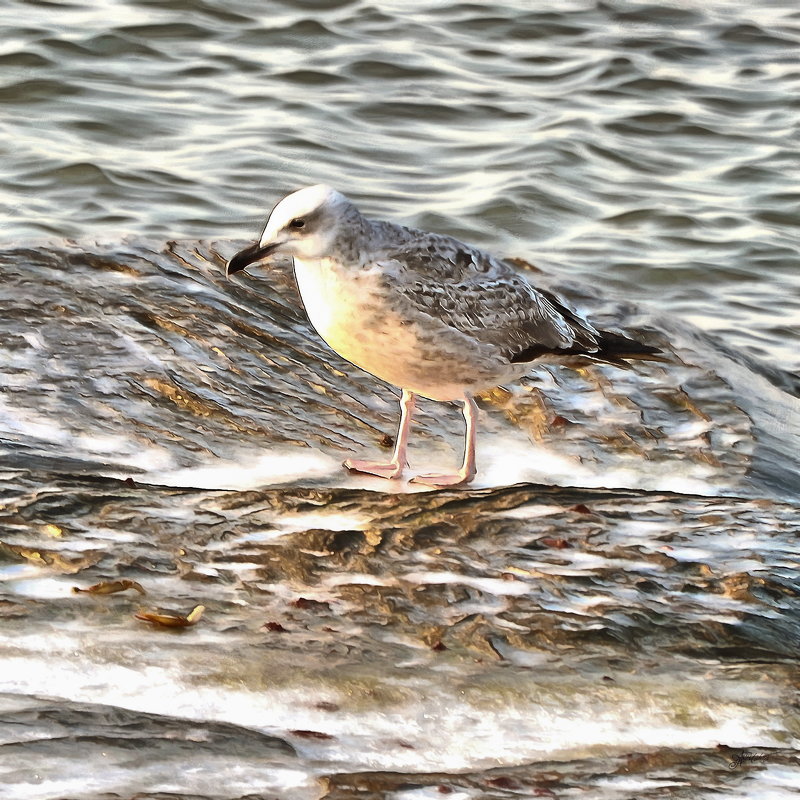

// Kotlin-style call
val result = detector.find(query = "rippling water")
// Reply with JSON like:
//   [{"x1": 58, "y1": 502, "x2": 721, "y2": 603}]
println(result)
[
  {"x1": 1, "y1": 1, "x2": 800, "y2": 798},
  {"x1": 2, "y1": 0, "x2": 799, "y2": 370}
]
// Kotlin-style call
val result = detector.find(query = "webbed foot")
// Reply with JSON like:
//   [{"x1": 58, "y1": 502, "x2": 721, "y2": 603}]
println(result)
[
  {"x1": 409, "y1": 469, "x2": 475, "y2": 488},
  {"x1": 343, "y1": 459, "x2": 404, "y2": 480}
]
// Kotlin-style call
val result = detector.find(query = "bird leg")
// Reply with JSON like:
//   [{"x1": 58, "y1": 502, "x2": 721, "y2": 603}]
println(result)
[
  {"x1": 344, "y1": 389, "x2": 416, "y2": 480},
  {"x1": 411, "y1": 395, "x2": 478, "y2": 487}
]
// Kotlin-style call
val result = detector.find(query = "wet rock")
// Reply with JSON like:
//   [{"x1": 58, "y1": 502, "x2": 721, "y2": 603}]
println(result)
[{"x1": 1, "y1": 242, "x2": 799, "y2": 796}]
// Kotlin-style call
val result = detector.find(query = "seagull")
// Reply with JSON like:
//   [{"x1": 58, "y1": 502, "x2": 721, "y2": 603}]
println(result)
[{"x1": 226, "y1": 184, "x2": 659, "y2": 487}]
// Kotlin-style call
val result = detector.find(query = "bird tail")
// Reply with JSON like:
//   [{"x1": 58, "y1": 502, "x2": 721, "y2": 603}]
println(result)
[
  {"x1": 591, "y1": 329, "x2": 665, "y2": 366},
  {"x1": 533, "y1": 286, "x2": 666, "y2": 367}
]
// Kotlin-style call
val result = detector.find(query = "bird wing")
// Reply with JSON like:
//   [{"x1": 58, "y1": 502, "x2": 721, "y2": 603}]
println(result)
[{"x1": 372, "y1": 235, "x2": 601, "y2": 362}]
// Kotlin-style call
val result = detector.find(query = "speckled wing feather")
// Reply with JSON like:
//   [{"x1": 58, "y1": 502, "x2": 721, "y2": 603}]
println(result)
[{"x1": 374, "y1": 234, "x2": 600, "y2": 362}]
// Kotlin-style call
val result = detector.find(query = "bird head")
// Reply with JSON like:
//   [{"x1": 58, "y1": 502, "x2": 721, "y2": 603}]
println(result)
[{"x1": 226, "y1": 184, "x2": 353, "y2": 275}]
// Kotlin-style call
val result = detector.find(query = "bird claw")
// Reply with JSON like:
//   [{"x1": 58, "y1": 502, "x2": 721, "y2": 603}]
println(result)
[{"x1": 343, "y1": 459, "x2": 404, "y2": 480}]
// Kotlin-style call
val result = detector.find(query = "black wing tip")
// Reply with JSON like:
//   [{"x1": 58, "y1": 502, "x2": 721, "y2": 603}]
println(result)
[
  {"x1": 509, "y1": 344, "x2": 556, "y2": 364},
  {"x1": 595, "y1": 330, "x2": 663, "y2": 360},
  {"x1": 509, "y1": 332, "x2": 663, "y2": 365}
]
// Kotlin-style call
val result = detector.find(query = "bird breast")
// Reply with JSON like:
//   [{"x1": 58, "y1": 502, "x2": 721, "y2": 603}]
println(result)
[
  {"x1": 293, "y1": 257, "x2": 418, "y2": 371},
  {"x1": 291, "y1": 257, "x2": 515, "y2": 401}
]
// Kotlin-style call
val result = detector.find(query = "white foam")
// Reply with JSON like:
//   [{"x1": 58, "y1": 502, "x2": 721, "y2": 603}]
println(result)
[
  {"x1": 0, "y1": 631, "x2": 793, "y2": 775},
  {"x1": 5, "y1": 577, "x2": 76, "y2": 599},
  {"x1": 75, "y1": 433, "x2": 137, "y2": 455},
  {"x1": 274, "y1": 510, "x2": 371, "y2": 534},
  {"x1": 401, "y1": 570, "x2": 535, "y2": 597},
  {"x1": 497, "y1": 503, "x2": 565, "y2": 519},
  {"x1": 145, "y1": 448, "x2": 341, "y2": 490},
  {"x1": 0, "y1": 564, "x2": 43, "y2": 582},
  {"x1": 472, "y1": 426, "x2": 720, "y2": 496},
  {"x1": 715, "y1": 765, "x2": 800, "y2": 799},
  {"x1": 0, "y1": 396, "x2": 70, "y2": 445}
]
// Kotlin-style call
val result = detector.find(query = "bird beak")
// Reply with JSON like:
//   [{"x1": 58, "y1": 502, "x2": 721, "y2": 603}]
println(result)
[{"x1": 226, "y1": 241, "x2": 280, "y2": 276}]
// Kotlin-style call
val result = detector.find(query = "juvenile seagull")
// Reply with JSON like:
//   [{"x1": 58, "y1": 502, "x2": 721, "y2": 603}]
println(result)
[{"x1": 227, "y1": 185, "x2": 658, "y2": 487}]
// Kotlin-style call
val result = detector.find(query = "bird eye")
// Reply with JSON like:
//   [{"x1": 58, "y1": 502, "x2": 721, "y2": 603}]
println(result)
[{"x1": 289, "y1": 218, "x2": 305, "y2": 229}]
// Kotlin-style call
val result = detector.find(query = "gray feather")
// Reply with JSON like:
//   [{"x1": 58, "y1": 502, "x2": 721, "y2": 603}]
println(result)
[{"x1": 369, "y1": 233, "x2": 600, "y2": 362}]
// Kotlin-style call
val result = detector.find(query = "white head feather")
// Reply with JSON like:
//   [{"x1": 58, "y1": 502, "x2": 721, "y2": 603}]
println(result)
[{"x1": 259, "y1": 184, "x2": 351, "y2": 261}]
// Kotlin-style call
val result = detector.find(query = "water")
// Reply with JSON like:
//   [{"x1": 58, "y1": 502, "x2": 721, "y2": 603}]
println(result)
[
  {"x1": 1, "y1": 1, "x2": 799, "y2": 798},
  {"x1": 2, "y1": 0, "x2": 799, "y2": 372}
]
